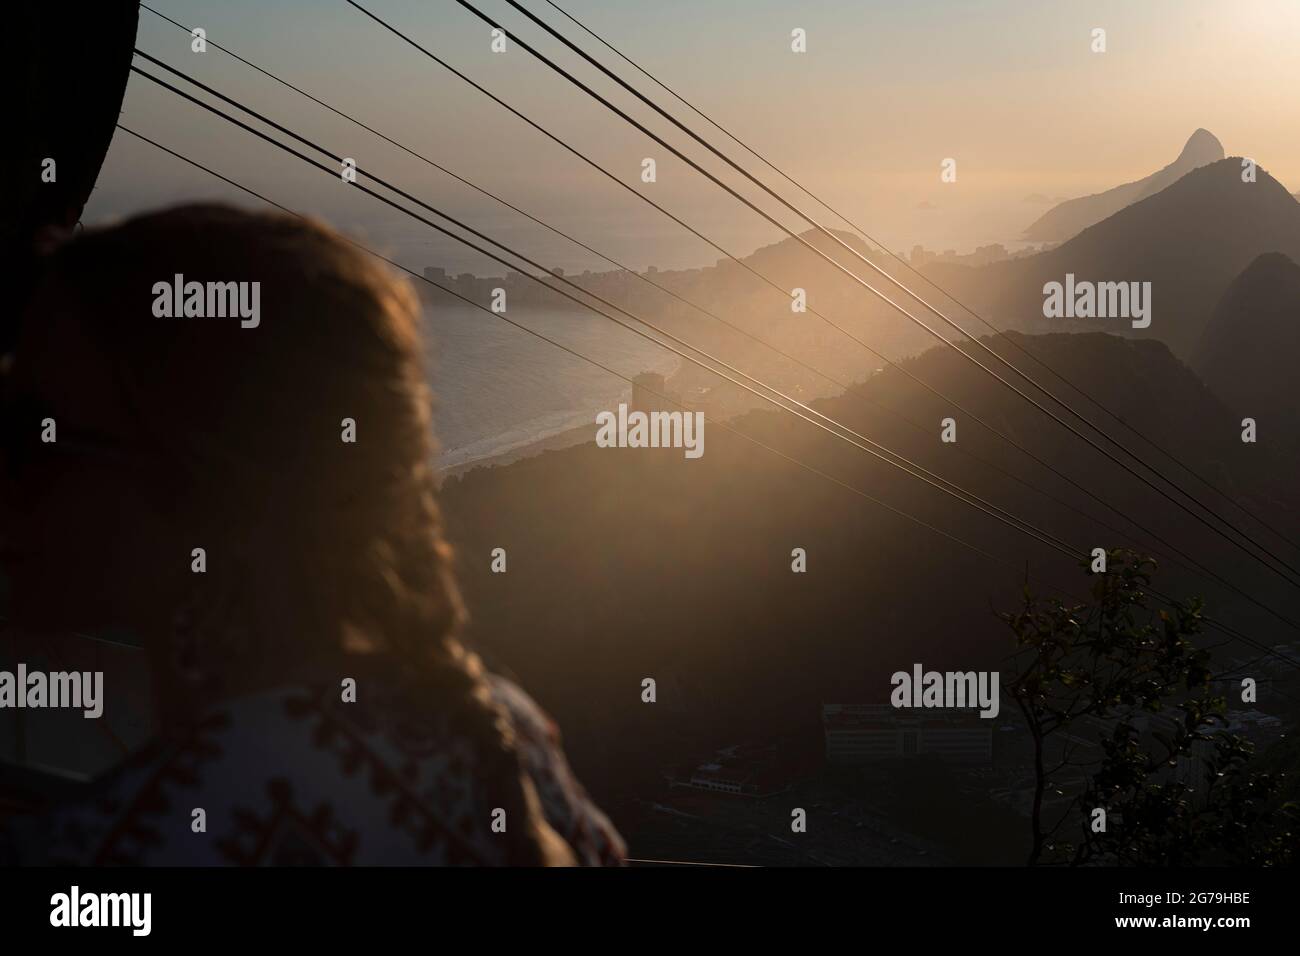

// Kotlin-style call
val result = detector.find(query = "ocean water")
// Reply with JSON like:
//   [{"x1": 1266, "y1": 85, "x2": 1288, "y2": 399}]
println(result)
[{"x1": 423, "y1": 304, "x2": 680, "y2": 470}]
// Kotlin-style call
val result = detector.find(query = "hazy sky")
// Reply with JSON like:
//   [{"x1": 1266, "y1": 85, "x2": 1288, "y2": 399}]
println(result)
[{"x1": 92, "y1": 0, "x2": 1300, "y2": 273}]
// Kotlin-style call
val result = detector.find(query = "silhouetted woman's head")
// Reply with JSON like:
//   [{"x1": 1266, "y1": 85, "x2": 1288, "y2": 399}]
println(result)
[
  {"x1": 4, "y1": 203, "x2": 466, "y2": 698},
  {"x1": 2, "y1": 204, "x2": 582, "y2": 864}
]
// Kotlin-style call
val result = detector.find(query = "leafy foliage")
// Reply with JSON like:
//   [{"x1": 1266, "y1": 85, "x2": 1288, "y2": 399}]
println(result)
[{"x1": 1003, "y1": 549, "x2": 1296, "y2": 865}]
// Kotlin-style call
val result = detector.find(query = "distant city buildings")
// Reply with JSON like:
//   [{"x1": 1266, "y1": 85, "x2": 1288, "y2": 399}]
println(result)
[
  {"x1": 823, "y1": 704, "x2": 994, "y2": 765},
  {"x1": 630, "y1": 371, "x2": 679, "y2": 412},
  {"x1": 669, "y1": 742, "x2": 792, "y2": 798},
  {"x1": 907, "y1": 243, "x2": 1053, "y2": 268}
]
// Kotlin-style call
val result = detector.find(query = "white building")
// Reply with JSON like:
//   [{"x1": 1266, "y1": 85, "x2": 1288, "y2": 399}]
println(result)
[{"x1": 823, "y1": 704, "x2": 993, "y2": 765}]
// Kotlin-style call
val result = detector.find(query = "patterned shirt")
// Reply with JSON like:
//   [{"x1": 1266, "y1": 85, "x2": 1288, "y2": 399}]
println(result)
[{"x1": 0, "y1": 671, "x2": 625, "y2": 866}]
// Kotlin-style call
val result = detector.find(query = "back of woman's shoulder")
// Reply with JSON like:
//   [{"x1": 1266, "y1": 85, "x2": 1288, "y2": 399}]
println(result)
[
  {"x1": 2, "y1": 678, "x2": 625, "y2": 866},
  {"x1": 486, "y1": 675, "x2": 626, "y2": 866}
]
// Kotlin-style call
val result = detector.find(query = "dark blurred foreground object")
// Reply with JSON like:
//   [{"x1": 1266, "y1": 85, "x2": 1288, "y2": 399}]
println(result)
[{"x1": 4, "y1": 2, "x2": 137, "y2": 350}]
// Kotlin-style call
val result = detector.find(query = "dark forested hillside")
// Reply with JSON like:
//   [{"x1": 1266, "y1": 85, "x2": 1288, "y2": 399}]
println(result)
[
  {"x1": 438, "y1": 331, "x2": 1300, "y2": 813},
  {"x1": 1194, "y1": 252, "x2": 1300, "y2": 443}
]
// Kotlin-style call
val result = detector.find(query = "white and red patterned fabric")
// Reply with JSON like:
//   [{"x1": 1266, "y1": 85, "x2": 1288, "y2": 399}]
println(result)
[{"x1": 0, "y1": 671, "x2": 625, "y2": 866}]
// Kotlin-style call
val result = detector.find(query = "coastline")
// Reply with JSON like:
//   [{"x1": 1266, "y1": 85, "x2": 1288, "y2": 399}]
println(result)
[{"x1": 436, "y1": 421, "x2": 596, "y2": 481}]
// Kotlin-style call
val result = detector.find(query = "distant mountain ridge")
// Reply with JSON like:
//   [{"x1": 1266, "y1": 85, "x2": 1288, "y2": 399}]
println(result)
[
  {"x1": 1024, "y1": 129, "x2": 1225, "y2": 241},
  {"x1": 954, "y1": 157, "x2": 1300, "y2": 358}
]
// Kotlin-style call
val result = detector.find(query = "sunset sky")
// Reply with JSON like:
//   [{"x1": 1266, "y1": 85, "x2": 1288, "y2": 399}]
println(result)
[{"x1": 94, "y1": 0, "x2": 1300, "y2": 272}]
